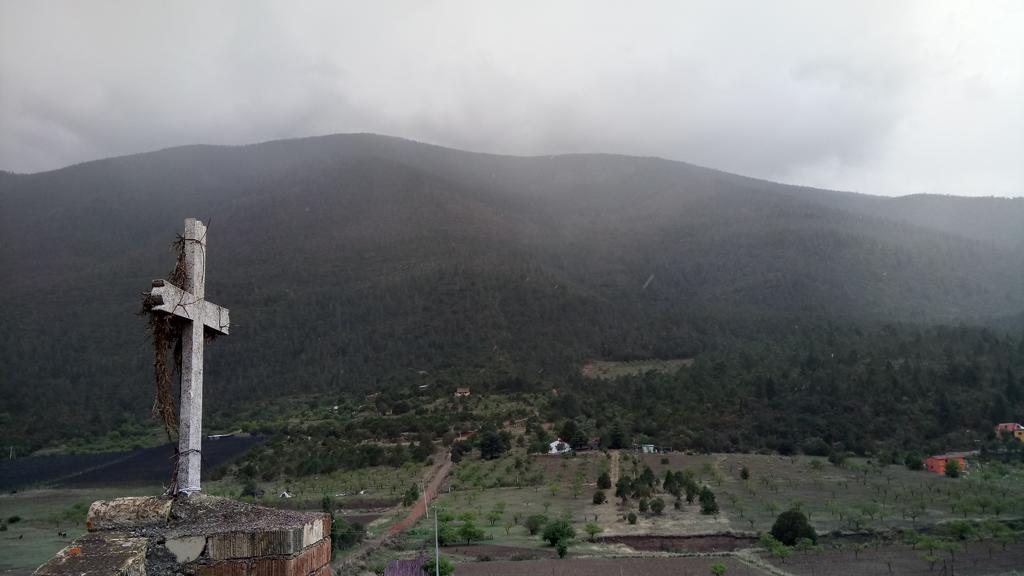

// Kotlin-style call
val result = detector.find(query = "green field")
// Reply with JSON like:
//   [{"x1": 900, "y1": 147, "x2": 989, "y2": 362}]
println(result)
[
  {"x1": 0, "y1": 459, "x2": 430, "y2": 575},
  {"x1": 627, "y1": 452, "x2": 1024, "y2": 534},
  {"x1": 0, "y1": 486, "x2": 162, "y2": 576},
  {"x1": 389, "y1": 448, "x2": 1024, "y2": 567},
  {"x1": 580, "y1": 359, "x2": 694, "y2": 380},
  {"x1": 7, "y1": 447, "x2": 1024, "y2": 576},
  {"x1": 205, "y1": 462, "x2": 428, "y2": 505}
]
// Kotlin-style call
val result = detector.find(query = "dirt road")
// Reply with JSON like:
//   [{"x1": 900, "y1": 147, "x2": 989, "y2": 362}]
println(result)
[
  {"x1": 340, "y1": 453, "x2": 451, "y2": 567},
  {"x1": 385, "y1": 455, "x2": 451, "y2": 535}
]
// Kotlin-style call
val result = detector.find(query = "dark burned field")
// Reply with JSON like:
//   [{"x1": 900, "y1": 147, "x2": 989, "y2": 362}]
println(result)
[
  {"x1": 775, "y1": 540, "x2": 1024, "y2": 576},
  {"x1": 453, "y1": 556, "x2": 761, "y2": 576},
  {"x1": 451, "y1": 540, "x2": 1024, "y2": 576},
  {"x1": 599, "y1": 534, "x2": 756, "y2": 552},
  {"x1": 0, "y1": 435, "x2": 264, "y2": 490}
]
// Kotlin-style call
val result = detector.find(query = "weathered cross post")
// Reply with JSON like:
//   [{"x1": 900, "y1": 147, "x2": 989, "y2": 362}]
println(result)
[{"x1": 146, "y1": 218, "x2": 230, "y2": 494}]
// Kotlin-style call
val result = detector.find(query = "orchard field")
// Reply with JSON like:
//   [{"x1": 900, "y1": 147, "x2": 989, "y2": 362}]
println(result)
[{"x1": 379, "y1": 446, "x2": 1024, "y2": 576}]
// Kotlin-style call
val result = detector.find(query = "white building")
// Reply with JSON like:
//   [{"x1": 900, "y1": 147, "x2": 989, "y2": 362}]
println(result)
[{"x1": 549, "y1": 439, "x2": 571, "y2": 454}]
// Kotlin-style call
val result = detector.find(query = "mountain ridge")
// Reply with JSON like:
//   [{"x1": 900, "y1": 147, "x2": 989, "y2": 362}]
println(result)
[{"x1": 1, "y1": 132, "x2": 1022, "y2": 450}]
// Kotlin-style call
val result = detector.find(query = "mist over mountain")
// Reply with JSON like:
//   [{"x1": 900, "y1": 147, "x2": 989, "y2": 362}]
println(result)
[{"x1": 2, "y1": 133, "x2": 1023, "y2": 450}]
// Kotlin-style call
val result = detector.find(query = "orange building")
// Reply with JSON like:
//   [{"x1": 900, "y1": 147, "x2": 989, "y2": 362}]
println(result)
[
  {"x1": 995, "y1": 422, "x2": 1024, "y2": 441},
  {"x1": 924, "y1": 452, "x2": 970, "y2": 475}
]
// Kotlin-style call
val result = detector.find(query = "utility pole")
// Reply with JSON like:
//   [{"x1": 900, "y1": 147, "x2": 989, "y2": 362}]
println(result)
[
  {"x1": 434, "y1": 506, "x2": 440, "y2": 576},
  {"x1": 421, "y1": 476, "x2": 440, "y2": 576},
  {"x1": 421, "y1": 481, "x2": 428, "y2": 519}
]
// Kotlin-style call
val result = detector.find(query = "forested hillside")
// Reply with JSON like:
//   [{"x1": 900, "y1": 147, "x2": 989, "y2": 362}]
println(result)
[
  {"x1": 1, "y1": 133, "x2": 1022, "y2": 452},
  {"x1": 223, "y1": 323, "x2": 1024, "y2": 478},
  {"x1": 547, "y1": 324, "x2": 1024, "y2": 456}
]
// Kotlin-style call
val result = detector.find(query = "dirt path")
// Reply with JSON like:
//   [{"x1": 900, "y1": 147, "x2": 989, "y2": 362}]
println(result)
[
  {"x1": 609, "y1": 450, "x2": 620, "y2": 486},
  {"x1": 385, "y1": 455, "x2": 451, "y2": 535},
  {"x1": 341, "y1": 453, "x2": 452, "y2": 567},
  {"x1": 733, "y1": 549, "x2": 799, "y2": 576}
]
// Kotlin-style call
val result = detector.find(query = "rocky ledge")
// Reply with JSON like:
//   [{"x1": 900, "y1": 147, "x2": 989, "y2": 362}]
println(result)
[{"x1": 35, "y1": 494, "x2": 333, "y2": 576}]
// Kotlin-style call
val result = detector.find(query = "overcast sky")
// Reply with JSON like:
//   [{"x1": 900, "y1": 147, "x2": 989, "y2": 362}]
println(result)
[{"x1": 1, "y1": 1, "x2": 1022, "y2": 197}]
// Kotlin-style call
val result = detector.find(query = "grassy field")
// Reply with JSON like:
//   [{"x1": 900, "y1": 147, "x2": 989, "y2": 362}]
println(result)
[
  {"x1": 389, "y1": 449, "x2": 1024, "y2": 570},
  {"x1": 580, "y1": 359, "x2": 694, "y2": 380},
  {"x1": 450, "y1": 451, "x2": 607, "y2": 491},
  {"x1": 393, "y1": 450, "x2": 613, "y2": 558},
  {"x1": 0, "y1": 459, "x2": 432, "y2": 575},
  {"x1": 625, "y1": 452, "x2": 1024, "y2": 535},
  {"x1": 205, "y1": 462, "x2": 428, "y2": 506},
  {"x1": 0, "y1": 486, "x2": 163, "y2": 576}
]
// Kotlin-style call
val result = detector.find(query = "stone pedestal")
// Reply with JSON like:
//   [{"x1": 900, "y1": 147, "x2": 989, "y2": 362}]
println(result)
[{"x1": 34, "y1": 495, "x2": 333, "y2": 576}]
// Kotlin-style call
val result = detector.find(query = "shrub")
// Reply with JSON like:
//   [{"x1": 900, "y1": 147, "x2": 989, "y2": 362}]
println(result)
[
  {"x1": 740, "y1": 466, "x2": 750, "y2": 480},
  {"x1": 771, "y1": 509, "x2": 817, "y2": 546},
  {"x1": 7, "y1": 515, "x2": 21, "y2": 524},
  {"x1": 556, "y1": 540, "x2": 568, "y2": 558},
  {"x1": 684, "y1": 479, "x2": 700, "y2": 504},
  {"x1": 638, "y1": 497, "x2": 649, "y2": 513},
  {"x1": 525, "y1": 514, "x2": 548, "y2": 536},
  {"x1": 627, "y1": 512, "x2": 638, "y2": 525},
  {"x1": 458, "y1": 518, "x2": 485, "y2": 544},
  {"x1": 905, "y1": 453, "x2": 924, "y2": 471},
  {"x1": 597, "y1": 471, "x2": 612, "y2": 490},
  {"x1": 422, "y1": 556, "x2": 454, "y2": 576},
  {"x1": 944, "y1": 459, "x2": 961, "y2": 478},
  {"x1": 828, "y1": 451, "x2": 846, "y2": 467},
  {"x1": 239, "y1": 479, "x2": 260, "y2": 499},
  {"x1": 801, "y1": 437, "x2": 830, "y2": 457},
  {"x1": 948, "y1": 520, "x2": 973, "y2": 541},
  {"x1": 437, "y1": 522, "x2": 459, "y2": 546},
  {"x1": 650, "y1": 497, "x2": 665, "y2": 515},
  {"x1": 760, "y1": 533, "x2": 783, "y2": 551},
  {"x1": 699, "y1": 487, "x2": 718, "y2": 515},
  {"x1": 592, "y1": 490, "x2": 607, "y2": 505},
  {"x1": 710, "y1": 563, "x2": 727, "y2": 576},
  {"x1": 331, "y1": 516, "x2": 364, "y2": 551},
  {"x1": 487, "y1": 509, "x2": 503, "y2": 526},
  {"x1": 451, "y1": 441, "x2": 472, "y2": 463},
  {"x1": 479, "y1": 430, "x2": 509, "y2": 460},
  {"x1": 402, "y1": 484, "x2": 420, "y2": 507},
  {"x1": 796, "y1": 537, "x2": 820, "y2": 553},
  {"x1": 542, "y1": 519, "x2": 575, "y2": 547}
]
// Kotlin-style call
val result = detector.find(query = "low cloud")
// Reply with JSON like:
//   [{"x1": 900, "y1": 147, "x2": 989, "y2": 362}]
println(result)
[{"x1": 1, "y1": 1, "x2": 1021, "y2": 197}]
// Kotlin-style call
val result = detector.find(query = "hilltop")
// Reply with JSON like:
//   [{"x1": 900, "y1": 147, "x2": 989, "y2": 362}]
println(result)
[{"x1": 1, "y1": 133, "x2": 1023, "y2": 451}]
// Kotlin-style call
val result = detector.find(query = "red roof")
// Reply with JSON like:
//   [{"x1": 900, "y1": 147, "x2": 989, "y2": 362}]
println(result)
[{"x1": 995, "y1": 422, "x2": 1022, "y2": 431}]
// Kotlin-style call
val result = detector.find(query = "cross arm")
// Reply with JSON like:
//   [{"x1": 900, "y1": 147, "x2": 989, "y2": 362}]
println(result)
[{"x1": 148, "y1": 279, "x2": 230, "y2": 335}]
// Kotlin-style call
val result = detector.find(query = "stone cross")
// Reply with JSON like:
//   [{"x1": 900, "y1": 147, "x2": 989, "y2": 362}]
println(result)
[{"x1": 147, "y1": 218, "x2": 230, "y2": 494}]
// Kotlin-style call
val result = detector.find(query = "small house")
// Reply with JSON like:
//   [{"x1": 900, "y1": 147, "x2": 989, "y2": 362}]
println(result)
[
  {"x1": 454, "y1": 387, "x2": 471, "y2": 398},
  {"x1": 641, "y1": 444, "x2": 657, "y2": 454},
  {"x1": 549, "y1": 439, "x2": 571, "y2": 454},
  {"x1": 995, "y1": 422, "x2": 1024, "y2": 441},
  {"x1": 924, "y1": 452, "x2": 970, "y2": 475}
]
